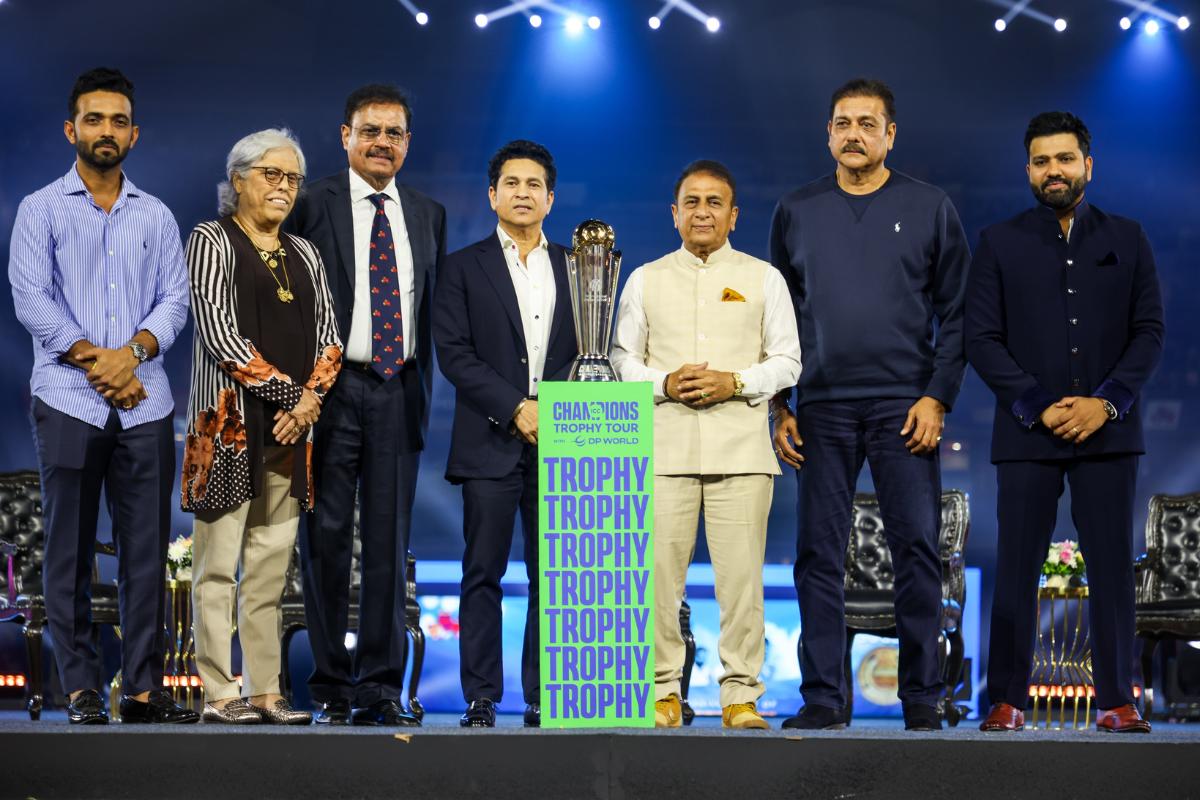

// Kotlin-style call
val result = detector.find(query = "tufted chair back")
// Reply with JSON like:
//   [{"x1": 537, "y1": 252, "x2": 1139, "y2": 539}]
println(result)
[
  {"x1": 1137, "y1": 493, "x2": 1200, "y2": 608},
  {"x1": 0, "y1": 471, "x2": 45, "y2": 610}
]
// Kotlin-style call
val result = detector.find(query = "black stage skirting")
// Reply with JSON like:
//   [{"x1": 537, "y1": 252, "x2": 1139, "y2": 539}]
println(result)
[{"x1": 4, "y1": 714, "x2": 1199, "y2": 800}]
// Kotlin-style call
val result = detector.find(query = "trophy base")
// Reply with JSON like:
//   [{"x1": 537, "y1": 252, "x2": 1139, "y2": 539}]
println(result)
[{"x1": 568, "y1": 357, "x2": 618, "y2": 382}]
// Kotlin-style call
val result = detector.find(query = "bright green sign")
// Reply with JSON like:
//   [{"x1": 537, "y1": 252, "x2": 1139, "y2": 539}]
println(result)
[{"x1": 538, "y1": 381, "x2": 654, "y2": 728}]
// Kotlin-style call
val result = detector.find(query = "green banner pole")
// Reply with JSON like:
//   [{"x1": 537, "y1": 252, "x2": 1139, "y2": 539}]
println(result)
[{"x1": 538, "y1": 381, "x2": 655, "y2": 728}]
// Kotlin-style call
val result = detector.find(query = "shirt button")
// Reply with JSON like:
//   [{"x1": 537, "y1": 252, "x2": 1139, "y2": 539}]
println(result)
[
  {"x1": 698, "y1": 299, "x2": 707, "y2": 306},
  {"x1": 108, "y1": 250, "x2": 114, "y2": 256},
  {"x1": 534, "y1": 315, "x2": 540, "y2": 320},
  {"x1": 110, "y1": 283, "x2": 116, "y2": 289},
  {"x1": 533, "y1": 346, "x2": 540, "y2": 351},
  {"x1": 698, "y1": 333, "x2": 706, "y2": 341},
  {"x1": 1069, "y1": 318, "x2": 1079, "y2": 326}
]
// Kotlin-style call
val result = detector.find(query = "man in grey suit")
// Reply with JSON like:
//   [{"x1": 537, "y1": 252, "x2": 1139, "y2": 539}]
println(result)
[{"x1": 286, "y1": 84, "x2": 446, "y2": 726}]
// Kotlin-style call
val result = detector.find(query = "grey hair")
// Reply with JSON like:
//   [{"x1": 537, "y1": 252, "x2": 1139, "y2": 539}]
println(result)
[{"x1": 216, "y1": 128, "x2": 307, "y2": 216}]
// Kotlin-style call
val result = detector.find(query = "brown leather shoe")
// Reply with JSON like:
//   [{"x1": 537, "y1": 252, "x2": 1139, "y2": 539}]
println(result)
[
  {"x1": 979, "y1": 702, "x2": 1024, "y2": 732},
  {"x1": 1096, "y1": 704, "x2": 1151, "y2": 733}
]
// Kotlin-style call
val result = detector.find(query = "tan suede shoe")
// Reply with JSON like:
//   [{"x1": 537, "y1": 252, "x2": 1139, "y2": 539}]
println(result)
[
  {"x1": 655, "y1": 693, "x2": 682, "y2": 728},
  {"x1": 722, "y1": 702, "x2": 770, "y2": 729}
]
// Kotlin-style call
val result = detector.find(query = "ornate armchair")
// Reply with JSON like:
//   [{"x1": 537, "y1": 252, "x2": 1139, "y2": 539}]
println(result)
[
  {"x1": 0, "y1": 470, "x2": 120, "y2": 719},
  {"x1": 278, "y1": 538, "x2": 426, "y2": 718},
  {"x1": 842, "y1": 489, "x2": 970, "y2": 725},
  {"x1": 1135, "y1": 492, "x2": 1200, "y2": 717}
]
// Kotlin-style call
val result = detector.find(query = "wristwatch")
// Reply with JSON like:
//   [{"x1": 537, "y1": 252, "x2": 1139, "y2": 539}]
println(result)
[
  {"x1": 732, "y1": 372, "x2": 745, "y2": 397},
  {"x1": 128, "y1": 342, "x2": 149, "y2": 363},
  {"x1": 1099, "y1": 398, "x2": 1118, "y2": 421}
]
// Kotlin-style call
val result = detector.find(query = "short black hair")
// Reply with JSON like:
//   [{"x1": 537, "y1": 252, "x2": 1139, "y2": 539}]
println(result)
[
  {"x1": 69, "y1": 67, "x2": 135, "y2": 120},
  {"x1": 344, "y1": 84, "x2": 413, "y2": 129},
  {"x1": 829, "y1": 78, "x2": 896, "y2": 124},
  {"x1": 673, "y1": 160, "x2": 737, "y2": 205},
  {"x1": 1024, "y1": 111, "x2": 1091, "y2": 158},
  {"x1": 487, "y1": 139, "x2": 557, "y2": 192}
]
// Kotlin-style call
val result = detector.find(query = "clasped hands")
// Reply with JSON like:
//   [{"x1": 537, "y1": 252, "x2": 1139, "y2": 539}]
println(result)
[
  {"x1": 70, "y1": 342, "x2": 146, "y2": 411},
  {"x1": 665, "y1": 362, "x2": 736, "y2": 407},
  {"x1": 1040, "y1": 396, "x2": 1108, "y2": 443},
  {"x1": 272, "y1": 388, "x2": 322, "y2": 446}
]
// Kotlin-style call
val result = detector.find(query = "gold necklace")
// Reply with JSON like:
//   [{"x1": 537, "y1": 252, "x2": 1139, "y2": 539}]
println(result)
[{"x1": 232, "y1": 215, "x2": 293, "y2": 303}]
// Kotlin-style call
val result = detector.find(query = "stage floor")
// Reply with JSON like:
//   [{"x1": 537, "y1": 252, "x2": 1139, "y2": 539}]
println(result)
[{"x1": 4, "y1": 712, "x2": 1199, "y2": 800}]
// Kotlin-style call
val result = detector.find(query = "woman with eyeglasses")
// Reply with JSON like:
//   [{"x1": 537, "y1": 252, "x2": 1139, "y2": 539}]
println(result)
[{"x1": 181, "y1": 128, "x2": 342, "y2": 724}]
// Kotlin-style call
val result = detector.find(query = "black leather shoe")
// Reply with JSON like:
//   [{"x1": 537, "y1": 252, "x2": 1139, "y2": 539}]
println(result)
[
  {"x1": 67, "y1": 689, "x2": 109, "y2": 725},
  {"x1": 460, "y1": 698, "x2": 497, "y2": 728},
  {"x1": 314, "y1": 699, "x2": 351, "y2": 725},
  {"x1": 902, "y1": 702, "x2": 942, "y2": 731},
  {"x1": 120, "y1": 689, "x2": 200, "y2": 724},
  {"x1": 352, "y1": 699, "x2": 421, "y2": 727},
  {"x1": 781, "y1": 704, "x2": 848, "y2": 730},
  {"x1": 524, "y1": 703, "x2": 541, "y2": 728}
]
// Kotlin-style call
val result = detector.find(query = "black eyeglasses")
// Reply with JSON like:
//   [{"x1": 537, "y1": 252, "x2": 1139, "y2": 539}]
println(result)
[
  {"x1": 250, "y1": 166, "x2": 305, "y2": 189},
  {"x1": 353, "y1": 125, "x2": 409, "y2": 146}
]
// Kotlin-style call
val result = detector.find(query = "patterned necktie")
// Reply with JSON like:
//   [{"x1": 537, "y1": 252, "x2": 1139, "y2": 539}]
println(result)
[{"x1": 368, "y1": 192, "x2": 404, "y2": 378}]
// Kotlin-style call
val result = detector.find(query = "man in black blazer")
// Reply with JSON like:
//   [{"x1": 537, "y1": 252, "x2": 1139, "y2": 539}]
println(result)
[
  {"x1": 966, "y1": 112, "x2": 1164, "y2": 734},
  {"x1": 286, "y1": 84, "x2": 446, "y2": 726},
  {"x1": 433, "y1": 140, "x2": 576, "y2": 727}
]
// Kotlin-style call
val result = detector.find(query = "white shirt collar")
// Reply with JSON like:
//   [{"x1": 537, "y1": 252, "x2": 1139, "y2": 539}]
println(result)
[
  {"x1": 348, "y1": 168, "x2": 400, "y2": 205},
  {"x1": 496, "y1": 223, "x2": 549, "y2": 253}
]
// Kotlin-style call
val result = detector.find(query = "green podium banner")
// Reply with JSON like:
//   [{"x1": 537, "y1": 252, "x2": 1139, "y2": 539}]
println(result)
[{"x1": 538, "y1": 381, "x2": 655, "y2": 728}]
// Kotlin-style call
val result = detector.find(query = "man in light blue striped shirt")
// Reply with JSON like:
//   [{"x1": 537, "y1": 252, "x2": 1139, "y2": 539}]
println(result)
[{"x1": 7, "y1": 67, "x2": 196, "y2": 725}]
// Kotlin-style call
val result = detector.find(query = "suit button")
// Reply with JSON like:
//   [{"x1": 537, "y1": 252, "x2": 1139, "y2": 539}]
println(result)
[
  {"x1": 520, "y1": 357, "x2": 528, "y2": 364},
  {"x1": 1066, "y1": 259, "x2": 1073, "y2": 266},
  {"x1": 1067, "y1": 288, "x2": 1077, "y2": 295},
  {"x1": 1069, "y1": 318, "x2": 1078, "y2": 326},
  {"x1": 1071, "y1": 347, "x2": 1079, "y2": 355},
  {"x1": 1071, "y1": 378, "x2": 1081, "y2": 388}
]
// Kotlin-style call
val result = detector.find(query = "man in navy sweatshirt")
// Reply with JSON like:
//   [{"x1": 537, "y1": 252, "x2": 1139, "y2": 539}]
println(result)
[{"x1": 769, "y1": 78, "x2": 970, "y2": 732}]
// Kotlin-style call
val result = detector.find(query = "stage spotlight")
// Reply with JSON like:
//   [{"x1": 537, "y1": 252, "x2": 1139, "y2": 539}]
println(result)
[
  {"x1": 994, "y1": 18, "x2": 1006, "y2": 32},
  {"x1": 415, "y1": 11, "x2": 428, "y2": 25},
  {"x1": 649, "y1": 15, "x2": 661, "y2": 29},
  {"x1": 588, "y1": 15, "x2": 601, "y2": 30},
  {"x1": 1179, "y1": 16, "x2": 1191, "y2": 31},
  {"x1": 1054, "y1": 18, "x2": 1067, "y2": 32},
  {"x1": 565, "y1": 15, "x2": 584, "y2": 35},
  {"x1": 1120, "y1": 16, "x2": 1131, "y2": 30},
  {"x1": 475, "y1": 13, "x2": 488, "y2": 28},
  {"x1": 530, "y1": 13, "x2": 542, "y2": 27},
  {"x1": 1145, "y1": 18, "x2": 1160, "y2": 35},
  {"x1": 706, "y1": 16, "x2": 720, "y2": 32}
]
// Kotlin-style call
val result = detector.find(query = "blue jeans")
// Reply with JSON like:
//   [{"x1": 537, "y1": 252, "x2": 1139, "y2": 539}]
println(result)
[{"x1": 793, "y1": 398, "x2": 944, "y2": 709}]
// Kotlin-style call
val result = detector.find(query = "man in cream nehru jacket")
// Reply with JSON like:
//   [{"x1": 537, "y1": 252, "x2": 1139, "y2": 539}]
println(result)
[{"x1": 612, "y1": 160, "x2": 801, "y2": 729}]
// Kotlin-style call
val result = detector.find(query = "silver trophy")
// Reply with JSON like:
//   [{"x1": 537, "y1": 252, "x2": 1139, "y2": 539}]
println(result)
[{"x1": 565, "y1": 220, "x2": 622, "y2": 382}]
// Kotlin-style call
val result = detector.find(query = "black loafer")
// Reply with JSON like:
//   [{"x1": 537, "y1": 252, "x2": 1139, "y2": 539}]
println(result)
[
  {"x1": 67, "y1": 689, "x2": 109, "y2": 725},
  {"x1": 524, "y1": 703, "x2": 541, "y2": 728},
  {"x1": 120, "y1": 689, "x2": 200, "y2": 724},
  {"x1": 352, "y1": 699, "x2": 421, "y2": 727},
  {"x1": 781, "y1": 704, "x2": 848, "y2": 730},
  {"x1": 902, "y1": 702, "x2": 942, "y2": 731},
  {"x1": 460, "y1": 698, "x2": 497, "y2": 728},
  {"x1": 315, "y1": 699, "x2": 351, "y2": 725}
]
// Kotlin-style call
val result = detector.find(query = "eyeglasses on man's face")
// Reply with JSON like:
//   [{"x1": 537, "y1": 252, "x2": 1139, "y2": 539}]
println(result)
[{"x1": 353, "y1": 125, "x2": 409, "y2": 146}]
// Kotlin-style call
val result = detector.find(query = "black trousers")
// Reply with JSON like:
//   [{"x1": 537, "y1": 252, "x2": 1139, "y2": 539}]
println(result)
[
  {"x1": 458, "y1": 447, "x2": 540, "y2": 705},
  {"x1": 301, "y1": 366, "x2": 420, "y2": 706},
  {"x1": 32, "y1": 398, "x2": 173, "y2": 696},
  {"x1": 793, "y1": 399, "x2": 944, "y2": 709},
  {"x1": 987, "y1": 455, "x2": 1138, "y2": 710}
]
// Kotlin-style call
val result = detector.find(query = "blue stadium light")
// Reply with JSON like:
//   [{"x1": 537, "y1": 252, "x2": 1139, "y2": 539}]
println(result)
[
  {"x1": 1145, "y1": 18, "x2": 1160, "y2": 35},
  {"x1": 530, "y1": 13, "x2": 542, "y2": 27},
  {"x1": 565, "y1": 15, "x2": 584, "y2": 35},
  {"x1": 706, "y1": 16, "x2": 720, "y2": 32},
  {"x1": 475, "y1": 13, "x2": 488, "y2": 27},
  {"x1": 994, "y1": 18, "x2": 1007, "y2": 32},
  {"x1": 1054, "y1": 17, "x2": 1067, "y2": 32},
  {"x1": 1179, "y1": 16, "x2": 1191, "y2": 31},
  {"x1": 649, "y1": 15, "x2": 661, "y2": 29},
  {"x1": 587, "y1": 15, "x2": 601, "y2": 30},
  {"x1": 415, "y1": 11, "x2": 428, "y2": 25},
  {"x1": 1120, "y1": 16, "x2": 1131, "y2": 30}
]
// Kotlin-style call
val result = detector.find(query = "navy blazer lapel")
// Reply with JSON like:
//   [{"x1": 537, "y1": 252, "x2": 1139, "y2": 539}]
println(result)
[
  {"x1": 475, "y1": 234, "x2": 527, "y2": 348},
  {"x1": 547, "y1": 243, "x2": 575, "y2": 353},
  {"x1": 327, "y1": 172, "x2": 356, "y2": 292},
  {"x1": 398, "y1": 185, "x2": 431, "y2": 316}
]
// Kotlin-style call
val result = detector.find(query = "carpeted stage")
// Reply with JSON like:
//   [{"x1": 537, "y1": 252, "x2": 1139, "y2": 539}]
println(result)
[{"x1": 3, "y1": 712, "x2": 1199, "y2": 800}]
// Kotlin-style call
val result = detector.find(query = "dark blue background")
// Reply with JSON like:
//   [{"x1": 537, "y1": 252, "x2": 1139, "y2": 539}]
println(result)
[{"x1": 1, "y1": 0, "x2": 1197, "y2": 692}]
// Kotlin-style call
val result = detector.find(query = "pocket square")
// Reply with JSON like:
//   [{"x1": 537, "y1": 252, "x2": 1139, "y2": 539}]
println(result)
[{"x1": 720, "y1": 288, "x2": 746, "y2": 302}]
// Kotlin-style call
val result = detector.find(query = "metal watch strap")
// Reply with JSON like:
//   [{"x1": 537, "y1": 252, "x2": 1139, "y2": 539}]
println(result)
[
  {"x1": 732, "y1": 372, "x2": 745, "y2": 397},
  {"x1": 1100, "y1": 398, "x2": 1118, "y2": 421},
  {"x1": 128, "y1": 342, "x2": 149, "y2": 363}
]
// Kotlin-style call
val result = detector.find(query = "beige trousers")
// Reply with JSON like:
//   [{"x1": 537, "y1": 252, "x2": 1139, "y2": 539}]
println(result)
[
  {"x1": 654, "y1": 473, "x2": 773, "y2": 707},
  {"x1": 192, "y1": 446, "x2": 299, "y2": 700}
]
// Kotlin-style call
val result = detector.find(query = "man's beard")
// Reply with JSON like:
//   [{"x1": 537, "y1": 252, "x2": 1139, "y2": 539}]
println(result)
[
  {"x1": 76, "y1": 137, "x2": 128, "y2": 170},
  {"x1": 1031, "y1": 174, "x2": 1086, "y2": 210}
]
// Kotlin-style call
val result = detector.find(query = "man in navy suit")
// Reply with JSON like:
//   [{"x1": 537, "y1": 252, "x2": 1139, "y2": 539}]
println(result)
[
  {"x1": 286, "y1": 84, "x2": 446, "y2": 726},
  {"x1": 433, "y1": 140, "x2": 576, "y2": 728},
  {"x1": 966, "y1": 111, "x2": 1164, "y2": 734}
]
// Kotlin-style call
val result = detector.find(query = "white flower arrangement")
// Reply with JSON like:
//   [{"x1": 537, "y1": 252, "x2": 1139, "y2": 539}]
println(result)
[
  {"x1": 1041, "y1": 540, "x2": 1086, "y2": 589},
  {"x1": 167, "y1": 535, "x2": 193, "y2": 582}
]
